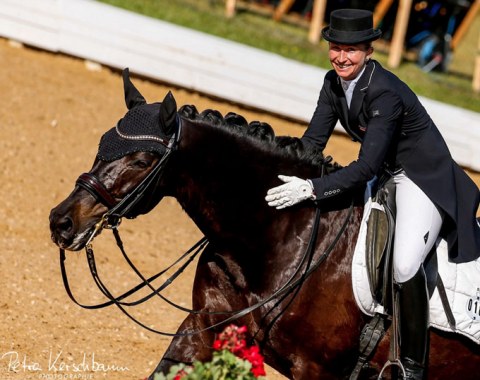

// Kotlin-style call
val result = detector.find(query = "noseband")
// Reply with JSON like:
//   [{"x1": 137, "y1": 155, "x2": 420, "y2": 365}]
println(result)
[{"x1": 76, "y1": 172, "x2": 118, "y2": 209}]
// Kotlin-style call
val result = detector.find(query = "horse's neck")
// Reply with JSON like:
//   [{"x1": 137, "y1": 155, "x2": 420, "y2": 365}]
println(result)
[
  {"x1": 171, "y1": 121, "x2": 278, "y2": 242},
  {"x1": 169, "y1": 119, "x2": 364, "y2": 260}
]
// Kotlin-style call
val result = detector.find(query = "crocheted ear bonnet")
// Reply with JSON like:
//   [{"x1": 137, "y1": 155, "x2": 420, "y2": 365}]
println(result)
[
  {"x1": 97, "y1": 103, "x2": 170, "y2": 162},
  {"x1": 96, "y1": 68, "x2": 177, "y2": 162}
]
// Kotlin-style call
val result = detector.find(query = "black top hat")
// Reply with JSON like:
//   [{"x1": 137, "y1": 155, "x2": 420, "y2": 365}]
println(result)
[{"x1": 322, "y1": 9, "x2": 382, "y2": 44}]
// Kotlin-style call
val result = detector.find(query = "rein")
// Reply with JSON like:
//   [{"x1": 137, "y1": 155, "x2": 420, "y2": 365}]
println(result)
[
  {"x1": 60, "y1": 237, "x2": 208, "y2": 309},
  {"x1": 60, "y1": 202, "x2": 353, "y2": 337}
]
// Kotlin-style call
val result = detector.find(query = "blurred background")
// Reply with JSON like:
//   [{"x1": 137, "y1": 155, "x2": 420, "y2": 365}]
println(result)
[{"x1": 97, "y1": 0, "x2": 480, "y2": 112}]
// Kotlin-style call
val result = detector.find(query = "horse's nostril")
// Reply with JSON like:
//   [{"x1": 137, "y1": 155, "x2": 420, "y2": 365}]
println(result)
[
  {"x1": 50, "y1": 214, "x2": 76, "y2": 247},
  {"x1": 57, "y1": 216, "x2": 74, "y2": 233},
  {"x1": 50, "y1": 211, "x2": 74, "y2": 237}
]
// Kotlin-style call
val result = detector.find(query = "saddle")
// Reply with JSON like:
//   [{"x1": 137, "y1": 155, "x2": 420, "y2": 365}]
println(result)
[
  {"x1": 364, "y1": 174, "x2": 442, "y2": 312},
  {"x1": 349, "y1": 174, "x2": 397, "y2": 380},
  {"x1": 350, "y1": 173, "x2": 456, "y2": 380}
]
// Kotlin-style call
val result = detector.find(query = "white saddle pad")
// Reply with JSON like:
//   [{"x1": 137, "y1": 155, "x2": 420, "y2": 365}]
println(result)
[{"x1": 352, "y1": 198, "x2": 480, "y2": 344}]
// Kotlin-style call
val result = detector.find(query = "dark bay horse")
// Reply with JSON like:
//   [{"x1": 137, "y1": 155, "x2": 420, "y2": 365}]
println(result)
[{"x1": 49, "y1": 70, "x2": 480, "y2": 379}]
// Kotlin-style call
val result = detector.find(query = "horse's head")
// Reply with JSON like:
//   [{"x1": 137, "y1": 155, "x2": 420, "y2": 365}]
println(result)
[{"x1": 49, "y1": 68, "x2": 179, "y2": 251}]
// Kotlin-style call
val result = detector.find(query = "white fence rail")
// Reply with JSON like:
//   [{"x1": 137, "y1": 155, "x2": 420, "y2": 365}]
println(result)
[{"x1": 1, "y1": 0, "x2": 479, "y2": 170}]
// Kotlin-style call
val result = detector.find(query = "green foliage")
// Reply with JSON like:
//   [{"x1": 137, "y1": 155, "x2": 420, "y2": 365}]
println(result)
[
  {"x1": 153, "y1": 324, "x2": 266, "y2": 380},
  {"x1": 97, "y1": 0, "x2": 480, "y2": 113}
]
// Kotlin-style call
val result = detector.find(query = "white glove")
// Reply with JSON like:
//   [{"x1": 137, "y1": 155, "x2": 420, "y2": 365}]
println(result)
[{"x1": 265, "y1": 175, "x2": 315, "y2": 209}]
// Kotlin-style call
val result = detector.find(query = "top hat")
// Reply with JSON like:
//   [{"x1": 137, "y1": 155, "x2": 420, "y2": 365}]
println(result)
[{"x1": 322, "y1": 9, "x2": 382, "y2": 44}]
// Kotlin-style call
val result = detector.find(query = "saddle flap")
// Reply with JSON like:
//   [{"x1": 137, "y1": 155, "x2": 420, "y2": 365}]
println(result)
[
  {"x1": 366, "y1": 204, "x2": 389, "y2": 301},
  {"x1": 365, "y1": 175, "x2": 397, "y2": 307}
]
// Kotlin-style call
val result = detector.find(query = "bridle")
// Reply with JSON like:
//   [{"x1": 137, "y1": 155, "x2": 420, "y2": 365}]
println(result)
[
  {"x1": 60, "y1": 116, "x2": 354, "y2": 337},
  {"x1": 76, "y1": 119, "x2": 183, "y2": 233}
]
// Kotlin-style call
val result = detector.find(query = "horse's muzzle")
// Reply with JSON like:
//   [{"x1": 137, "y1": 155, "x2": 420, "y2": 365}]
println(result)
[{"x1": 49, "y1": 207, "x2": 76, "y2": 248}]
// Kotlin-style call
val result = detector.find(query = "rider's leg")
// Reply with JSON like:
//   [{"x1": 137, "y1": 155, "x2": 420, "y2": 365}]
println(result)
[
  {"x1": 393, "y1": 171, "x2": 444, "y2": 380},
  {"x1": 398, "y1": 267, "x2": 429, "y2": 379}
]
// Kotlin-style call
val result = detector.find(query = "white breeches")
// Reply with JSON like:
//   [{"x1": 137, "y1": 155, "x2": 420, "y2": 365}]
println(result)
[{"x1": 392, "y1": 171, "x2": 444, "y2": 283}]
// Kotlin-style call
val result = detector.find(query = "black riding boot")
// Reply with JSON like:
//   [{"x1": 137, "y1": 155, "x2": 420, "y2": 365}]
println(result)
[{"x1": 398, "y1": 266, "x2": 429, "y2": 380}]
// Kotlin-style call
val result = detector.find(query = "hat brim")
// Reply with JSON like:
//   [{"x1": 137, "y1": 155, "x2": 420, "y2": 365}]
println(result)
[{"x1": 321, "y1": 26, "x2": 382, "y2": 44}]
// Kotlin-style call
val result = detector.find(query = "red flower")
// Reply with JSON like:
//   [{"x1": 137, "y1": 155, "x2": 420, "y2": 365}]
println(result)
[
  {"x1": 213, "y1": 339, "x2": 223, "y2": 350},
  {"x1": 173, "y1": 368, "x2": 188, "y2": 380},
  {"x1": 239, "y1": 346, "x2": 265, "y2": 378},
  {"x1": 214, "y1": 324, "x2": 248, "y2": 353},
  {"x1": 237, "y1": 325, "x2": 248, "y2": 334},
  {"x1": 233, "y1": 338, "x2": 247, "y2": 354},
  {"x1": 213, "y1": 324, "x2": 266, "y2": 378},
  {"x1": 251, "y1": 366, "x2": 267, "y2": 377}
]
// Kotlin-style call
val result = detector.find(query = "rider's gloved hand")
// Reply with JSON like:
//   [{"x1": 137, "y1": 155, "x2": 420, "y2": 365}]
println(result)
[{"x1": 265, "y1": 175, "x2": 315, "y2": 209}]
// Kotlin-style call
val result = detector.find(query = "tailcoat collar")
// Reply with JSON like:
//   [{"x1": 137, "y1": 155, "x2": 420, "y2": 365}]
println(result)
[{"x1": 334, "y1": 60, "x2": 377, "y2": 140}]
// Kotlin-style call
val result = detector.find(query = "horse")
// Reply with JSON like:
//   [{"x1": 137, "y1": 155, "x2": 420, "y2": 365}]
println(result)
[{"x1": 49, "y1": 69, "x2": 480, "y2": 379}]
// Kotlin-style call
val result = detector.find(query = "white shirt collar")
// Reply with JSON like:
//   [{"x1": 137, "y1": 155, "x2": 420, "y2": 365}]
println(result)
[{"x1": 339, "y1": 64, "x2": 367, "y2": 91}]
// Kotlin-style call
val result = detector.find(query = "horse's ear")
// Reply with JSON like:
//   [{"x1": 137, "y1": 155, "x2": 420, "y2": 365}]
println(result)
[
  {"x1": 122, "y1": 68, "x2": 146, "y2": 109},
  {"x1": 159, "y1": 91, "x2": 177, "y2": 135}
]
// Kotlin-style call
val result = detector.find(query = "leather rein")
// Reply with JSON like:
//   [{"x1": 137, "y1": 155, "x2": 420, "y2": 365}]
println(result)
[{"x1": 60, "y1": 118, "x2": 354, "y2": 337}]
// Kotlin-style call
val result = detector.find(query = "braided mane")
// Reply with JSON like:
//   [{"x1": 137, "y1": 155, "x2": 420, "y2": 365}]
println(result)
[{"x1": 178, "y1": 105, "x2": 341, "y2": 172}]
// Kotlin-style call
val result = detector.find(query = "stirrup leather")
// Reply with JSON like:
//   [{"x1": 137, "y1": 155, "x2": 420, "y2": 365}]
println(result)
[{"x1": 349, "y1": 313, "x2": 386, "y2": 380}]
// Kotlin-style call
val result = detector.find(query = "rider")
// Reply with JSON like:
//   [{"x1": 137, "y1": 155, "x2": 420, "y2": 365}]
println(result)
[{"x1": 265, "y1": 8, "x2": 480, "y2": 380}]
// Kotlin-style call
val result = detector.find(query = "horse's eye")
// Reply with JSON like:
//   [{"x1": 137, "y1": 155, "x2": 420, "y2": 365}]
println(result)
[{"x1": 131, "y1": 159, "x2": 151, "y2": 169}]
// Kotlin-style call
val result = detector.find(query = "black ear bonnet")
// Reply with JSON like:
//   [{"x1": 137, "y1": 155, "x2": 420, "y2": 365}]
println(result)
[
  {"x1": 96, "y1": 68, "x2": 177, "y2": 162},
  {"x1": 97, "y1": 103, "x2": 171, "y2": 162}
]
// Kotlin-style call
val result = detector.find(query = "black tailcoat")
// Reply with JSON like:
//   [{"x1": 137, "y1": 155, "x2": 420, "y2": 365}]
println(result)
[{"x1": 302, "y1": 60, "x2": 480, "y2": 263}]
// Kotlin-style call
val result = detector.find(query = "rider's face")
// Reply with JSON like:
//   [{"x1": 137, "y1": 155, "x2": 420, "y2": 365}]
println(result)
[{"x1": 328, "y1": 42, "x2": 373, "y2": 81}]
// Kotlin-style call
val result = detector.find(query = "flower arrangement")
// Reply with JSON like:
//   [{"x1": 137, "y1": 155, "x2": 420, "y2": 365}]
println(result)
[{"x1": 154, "y1": 324, "x2": 266, "y2": 380}]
